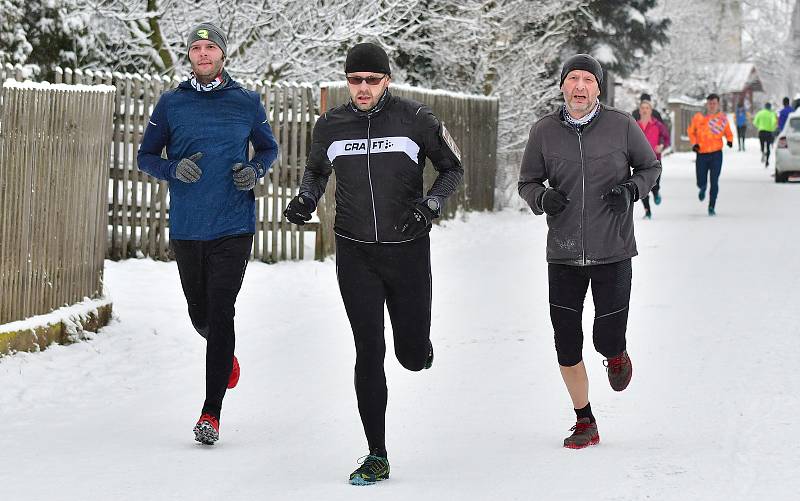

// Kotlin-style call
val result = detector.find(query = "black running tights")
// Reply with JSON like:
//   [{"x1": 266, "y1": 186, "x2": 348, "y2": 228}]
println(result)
[
  {"x1": 335, "y1": 235, "x2": 432, "y2": 453},
  {"x1": 171, "y1": 234, "x2": 252, "y2": 419}
]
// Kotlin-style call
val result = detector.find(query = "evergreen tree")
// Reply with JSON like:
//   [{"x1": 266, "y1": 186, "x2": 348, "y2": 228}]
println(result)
[
  {"x1": 0, "y1": 0, "x2": 95, "y2": 79},
  {"x1": 567, "y1": 0, "x2": 670, "y2": 87}
]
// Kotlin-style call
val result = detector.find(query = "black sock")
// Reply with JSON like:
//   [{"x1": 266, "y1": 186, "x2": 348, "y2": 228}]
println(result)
[
  {"x1": 370, "y1": 447, "x2": 387, "y2": 458},
  {"x1": 575, "y1": 403, "x2": 595, "y2": 424}
]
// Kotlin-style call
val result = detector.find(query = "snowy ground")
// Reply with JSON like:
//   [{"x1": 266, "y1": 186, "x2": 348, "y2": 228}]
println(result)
[{"x1": 2, "y1": 139, "x2": 798, "y2": 500}]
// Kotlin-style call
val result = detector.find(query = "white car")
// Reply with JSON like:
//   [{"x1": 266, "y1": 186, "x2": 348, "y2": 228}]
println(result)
[{"x1": 774, "y1": 110, "x2": 800, "y2": 182}]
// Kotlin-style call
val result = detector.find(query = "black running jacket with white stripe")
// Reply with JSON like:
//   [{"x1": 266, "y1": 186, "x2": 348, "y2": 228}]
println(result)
[{"x1": 298, "y1": 90, "x2": 464, "y2": 243}]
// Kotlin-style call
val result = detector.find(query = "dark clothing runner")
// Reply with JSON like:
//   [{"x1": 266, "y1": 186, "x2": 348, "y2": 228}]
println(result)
[{"x1": 171, "y1": 234, "x2": 253, "y2": 418}]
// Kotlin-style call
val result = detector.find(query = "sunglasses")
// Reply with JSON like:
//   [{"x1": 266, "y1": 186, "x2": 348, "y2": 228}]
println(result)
[{"x1": 346, "y1": 75, "x2": 387, "y2": 86}]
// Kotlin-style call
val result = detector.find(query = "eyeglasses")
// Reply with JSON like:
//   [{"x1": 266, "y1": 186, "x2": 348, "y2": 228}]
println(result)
[{"x1": 346, "y1": 75, "x2": 386, "y2": 86}]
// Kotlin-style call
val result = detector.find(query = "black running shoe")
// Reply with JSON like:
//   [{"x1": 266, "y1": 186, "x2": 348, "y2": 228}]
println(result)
[{"x1": 349, "y1": 454, "x2": 390, "y2": 485}]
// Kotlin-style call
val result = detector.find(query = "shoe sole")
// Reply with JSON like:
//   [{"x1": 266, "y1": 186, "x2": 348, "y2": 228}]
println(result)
[
  {"x1": 193, "y1": 421, "x2": 219, "y2": 445},
  {"x1": 349, "y1": 475, "x2": 389, "y2": 486},
  {"x1": 564, "y1": 435, "x2": 600, "y2": 449}
]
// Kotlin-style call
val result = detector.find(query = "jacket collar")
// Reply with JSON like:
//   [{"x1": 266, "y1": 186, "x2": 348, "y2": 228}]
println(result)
[
  {"x1": 558, "y1": 102, "x2": 604, "y2": 133},
  {"x1": 347, "y1": 89, "x2": 391, "y2": 119}
]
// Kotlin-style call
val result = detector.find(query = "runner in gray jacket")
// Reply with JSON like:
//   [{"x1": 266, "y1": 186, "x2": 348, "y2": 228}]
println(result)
[{"x1": 518, "y1": 54, "x2": 661, "y2": 450}]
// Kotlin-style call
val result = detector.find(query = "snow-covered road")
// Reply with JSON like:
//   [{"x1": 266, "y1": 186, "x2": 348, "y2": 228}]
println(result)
[{"x1": 2, "y1": 140, "x2": 798, "y2": 500}]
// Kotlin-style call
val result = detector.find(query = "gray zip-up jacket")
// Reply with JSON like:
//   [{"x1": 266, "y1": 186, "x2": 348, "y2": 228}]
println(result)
[{"x1": 518, "y1": 105, "x2": 662, "y2": 265}]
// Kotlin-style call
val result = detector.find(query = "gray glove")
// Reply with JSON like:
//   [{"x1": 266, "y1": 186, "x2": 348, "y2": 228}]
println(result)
[
  {"x1": 231, "y1": 163, "x2": 257, "y2": 191},
  {"x1": 173, "y1": 152, "x2": 203, "y2": 183}
]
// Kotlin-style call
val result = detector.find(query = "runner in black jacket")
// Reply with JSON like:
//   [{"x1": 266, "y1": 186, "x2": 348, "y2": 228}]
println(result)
[{"x1": 283, "y1": 42, "x2": 463, "y2": 486}]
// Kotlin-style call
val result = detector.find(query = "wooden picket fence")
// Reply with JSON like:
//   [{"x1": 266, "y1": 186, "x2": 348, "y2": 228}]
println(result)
[
  {"x1": 0, "y1": 81, "x2": 115, "y2": 324},
  {"x1": 1, "y1": 64, "x2": 500, "y2": 264}
]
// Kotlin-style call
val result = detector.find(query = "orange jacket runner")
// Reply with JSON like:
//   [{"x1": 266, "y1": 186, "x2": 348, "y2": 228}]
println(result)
[{"x1": 687, "y1": 112, "x2": 733, "y2": 153}]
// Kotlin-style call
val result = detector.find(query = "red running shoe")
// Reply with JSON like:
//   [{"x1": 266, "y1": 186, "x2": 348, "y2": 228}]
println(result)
[
  {"x1": 563, "y1": 417, "x2": 600, "y2": 449},
  {"x1": 193, "y1": 414, "x2": 220, "y2": 445},
  {"x1": 228, "y1": 355, "x2": 240, "y2": 389},
  {"x1": 603, "y1": 350, "x2": 633, "y2": 391}
]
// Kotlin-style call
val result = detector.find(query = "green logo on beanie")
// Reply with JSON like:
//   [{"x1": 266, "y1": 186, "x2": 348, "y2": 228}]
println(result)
[{"x1": 197, "y1": 29, "x2": 209, "y2": 39}]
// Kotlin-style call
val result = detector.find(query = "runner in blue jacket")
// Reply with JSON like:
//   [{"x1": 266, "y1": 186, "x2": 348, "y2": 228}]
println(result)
[{"x1": 137, "y1": 22, "x2": 279, "y2": 446}]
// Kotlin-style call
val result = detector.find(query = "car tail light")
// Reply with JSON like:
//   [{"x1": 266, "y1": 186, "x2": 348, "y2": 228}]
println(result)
[{"x1": 778, "y1": 137, "x2": 788, "y2": 148}]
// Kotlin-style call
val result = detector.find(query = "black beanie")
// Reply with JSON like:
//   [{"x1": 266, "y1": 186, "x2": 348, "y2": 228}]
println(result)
[
  {"x1": 187, "y1": 23, "x2": 228, "y2": 57},
  {"x1": 559, "y1": 54, "x2": 603, "y2": 87},
  {"x1": 345, "y1": 43, "x2": 391, "y2": 75}
]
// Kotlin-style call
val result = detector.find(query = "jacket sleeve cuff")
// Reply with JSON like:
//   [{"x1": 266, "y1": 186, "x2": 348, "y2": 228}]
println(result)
[
  {"x1": 624, "y1": 182, "x2": 640, "y2": 202},
  {"x1": 525, "y1": 186, "x2": 546, "y2": 215}
]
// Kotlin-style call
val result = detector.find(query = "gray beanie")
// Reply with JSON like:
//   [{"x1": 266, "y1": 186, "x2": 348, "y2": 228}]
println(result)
[
  {"x1": 559, "y1": 54, "x2": 603, "y2": 87},
  {"x1": 187, "y1": 23, "x2": 228, "y2": 57}
]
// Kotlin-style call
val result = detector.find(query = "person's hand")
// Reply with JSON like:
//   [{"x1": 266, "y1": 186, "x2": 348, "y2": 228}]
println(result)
[
  {"x1": 395, "y1": 198, "x2": 438, "y2": 235},
  {"x1": 692, "y1": 144, "x2": 700, "y2": 153},
  {"x1": 727, "y1": 140, "x2": 733, "y2": 148},
  {"x1": 232, "y1": 162, "x2": 257, "y2": 191},
  {"x1": 539, "y1": 188, "x2": 570, "y2": 216},
  {"x1": 602, "y1": 182, "x2": 637, "y2": 215},
  {"x1": 173, "y1": 152, "x2": 203, "y2": 183},
  {"x1": 284, "y1": 194, "x2": 316, "y2": 225},
  {"x1": 655, "y1": 144, "x2": 664, "y2": 154}
]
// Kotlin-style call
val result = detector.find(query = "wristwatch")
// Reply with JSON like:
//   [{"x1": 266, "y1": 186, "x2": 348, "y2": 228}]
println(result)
[{"x1": 425, "y1": 197, "x2": 441, "y2": 216}]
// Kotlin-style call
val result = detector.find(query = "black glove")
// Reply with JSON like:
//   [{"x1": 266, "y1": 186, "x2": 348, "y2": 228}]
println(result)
[
  {"x1": 692, "y1": 144, "x2": 700, "y2": 153},
  {"x1": 727, "y1": 141, "x2": 733, "y2": 148},
  {"x1": 395, "y1": 198, "x2": 438, "y2": 235},
  {"x1": 173, "y1": 152, "x2": 203, "y2": 183},
  {"x1": 602, "y1": 182, "x2": 637, "y2": 215},
  {"x1": 283, "y1": 194, "x2": 316, "y2": 225},
  {"x1": 538, "y1": 188, "x2": 570, "y2": 216},
  {"x1": 231, "y1": 162, "x2": 258, "y2": 191}
]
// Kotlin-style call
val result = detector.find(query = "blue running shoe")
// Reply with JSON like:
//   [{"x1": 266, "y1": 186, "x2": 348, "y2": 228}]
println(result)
[
  {"x1": 708, "y1": 207, "x2": 716, "y2": 216},
  {"x1": 643, "y1": 210, "x2": 652, "y2": 220},
  {"x1": 698, "y1": 189, "x2": 706, "y2": 201},
  {"x1": 654, "y1": 193, "x2": 662, "y2": 205}
]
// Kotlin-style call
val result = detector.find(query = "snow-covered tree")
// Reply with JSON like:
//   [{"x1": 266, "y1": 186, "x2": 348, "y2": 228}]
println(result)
[
  {"x1": 742, "y1": 0, "x2": 797, "y2": 99},
  {"x1": 0, "y1": 0, "x2": 94, "y2": 78},
  {"x1": 567, "y1": 0, "x2": 670, "y2": 78},
  {"x1": 631, "y1": 0, "x2": 725, "y2": 102},
  {"x1": 0, "y1": 0, "x2": 29, "y2": 65},
  {"x1": 79, "y1": 0, "x2": 426, "y2": 79},
  {"x1": 75, "y1": 0, "x2": 584, "y2": 152}
]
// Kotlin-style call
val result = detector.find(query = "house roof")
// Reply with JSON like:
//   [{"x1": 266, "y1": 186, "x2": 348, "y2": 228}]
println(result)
[{"x1": 712, "y1": 63, "x2": 763, "y2": 94}]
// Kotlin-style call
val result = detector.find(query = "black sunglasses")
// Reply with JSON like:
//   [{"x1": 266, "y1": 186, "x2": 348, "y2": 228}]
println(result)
[{"x1": 346, "y1": 75, "x2": 387, "y2": 86}]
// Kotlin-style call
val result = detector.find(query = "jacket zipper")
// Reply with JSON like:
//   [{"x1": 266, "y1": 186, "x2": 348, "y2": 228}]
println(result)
[
  {"x1": 577, "y1": 129, "x2": 586, "y2": 265},
  {"x1": 366, "y1": 118, "x2": 379, "y2": 241}
]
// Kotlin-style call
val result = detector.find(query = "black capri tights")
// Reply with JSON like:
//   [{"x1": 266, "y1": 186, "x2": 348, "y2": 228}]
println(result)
[{"x1": 548, "y1": 259, "x2": 632, "y2": 367}]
